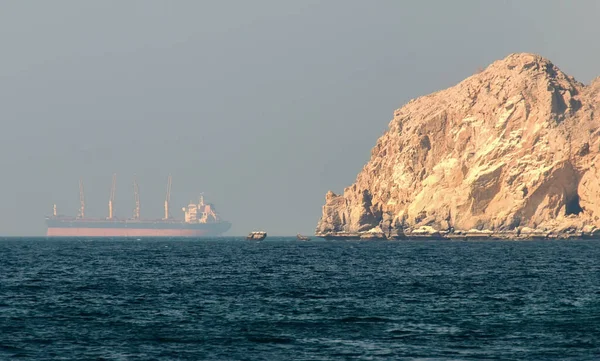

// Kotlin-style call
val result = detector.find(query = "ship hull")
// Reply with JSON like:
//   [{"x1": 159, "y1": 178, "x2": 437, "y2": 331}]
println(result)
[
  {"x1": 46, "y1": 228, "x2": 215, "y2": 237},
  {"x1": 45, "y1": 218, "x2": 231, "y2": 238}
]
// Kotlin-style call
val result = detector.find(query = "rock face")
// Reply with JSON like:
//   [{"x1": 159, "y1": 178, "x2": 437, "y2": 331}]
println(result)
[{"x1": 316, "y1": 53, "x2": 600, "y2": 239}]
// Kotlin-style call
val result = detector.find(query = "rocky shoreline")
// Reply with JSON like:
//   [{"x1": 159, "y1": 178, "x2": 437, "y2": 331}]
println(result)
[{"x1": 316, "y1": 229, "x2": 600, "y2": 241}]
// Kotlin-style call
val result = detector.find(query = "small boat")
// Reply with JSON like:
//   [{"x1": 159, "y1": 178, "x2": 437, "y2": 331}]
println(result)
[
  {"x1": 246, "y1": 231, "x2": 267, "y2": 241},
  {"x1": 297, "y1": 234, "x2": 311, "y2": 241}
]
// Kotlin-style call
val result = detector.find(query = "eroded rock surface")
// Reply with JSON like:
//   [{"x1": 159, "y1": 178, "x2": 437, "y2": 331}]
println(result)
[{"x1": 316, "y1": 53, "x2": 600, "y2": 239}]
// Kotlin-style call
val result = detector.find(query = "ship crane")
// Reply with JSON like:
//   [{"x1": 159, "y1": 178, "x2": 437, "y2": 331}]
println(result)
[
  {"x1": 108, "y1": 173, "x2": 116, "y2": 219},
  {"x1": 164, "y1": 175, "x2": 172, "y2": 220},
  {"x1": 133, "y1": 177, "x2": 140, "y2": 220},
  {"x1": 78, "y1": 179, "x2": 85, "y2": 218}
]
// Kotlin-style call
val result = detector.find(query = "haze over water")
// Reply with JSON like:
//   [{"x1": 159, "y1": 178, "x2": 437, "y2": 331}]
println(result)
[
  {"x1": 1, "y1": 238, "x2": 599, "y2": 360},
  {"x1": 1, "y1": 1, "x2": 600, "y2": 236}
]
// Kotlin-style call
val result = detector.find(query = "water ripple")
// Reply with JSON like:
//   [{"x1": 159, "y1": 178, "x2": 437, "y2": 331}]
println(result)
[{"x1": 0, "y1": 238, "x2": 599, "y2": 360}]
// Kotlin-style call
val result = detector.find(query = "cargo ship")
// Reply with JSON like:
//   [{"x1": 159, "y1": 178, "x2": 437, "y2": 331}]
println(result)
[{"x1": 45, "y1": 175, "x2": 231, "y2": 237}]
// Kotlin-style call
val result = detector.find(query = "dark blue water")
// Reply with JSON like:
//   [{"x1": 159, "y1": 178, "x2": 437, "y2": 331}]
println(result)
[{"x1": 1, "y1": 238, "x2": 599, "y2": 360}]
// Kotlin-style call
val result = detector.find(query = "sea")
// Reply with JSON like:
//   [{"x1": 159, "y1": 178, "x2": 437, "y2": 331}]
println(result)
[{"x1": 1, "y1": 237, "x2": 599, "y2": 360}]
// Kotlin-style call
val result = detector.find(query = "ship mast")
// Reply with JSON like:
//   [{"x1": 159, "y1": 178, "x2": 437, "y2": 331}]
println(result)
[
  {"x1": 108, "y1": 173, "x2": 116, "y2": 219},
  {"x1": 164, "y1": 175, "x2": 172, "y2": 219},
  {"x1": 78, "y1": 179, "x2": 85, "y2": 218},
  {"x1": 133, "y1": 177, "x2": 140, "y2": 220}
]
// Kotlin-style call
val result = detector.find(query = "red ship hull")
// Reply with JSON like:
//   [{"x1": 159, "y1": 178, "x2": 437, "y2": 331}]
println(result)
[
  {"x1": 45, "y1": 217, "x2": 232, "y2": 238},
  {"x1": 46, "y1": 227, "x2": 211, "y2": 237}
]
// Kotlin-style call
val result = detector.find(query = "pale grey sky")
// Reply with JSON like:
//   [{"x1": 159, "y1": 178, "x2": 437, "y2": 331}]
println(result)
[{"x1": 1, "y1": 0, "x2": 599, "y2": 236}]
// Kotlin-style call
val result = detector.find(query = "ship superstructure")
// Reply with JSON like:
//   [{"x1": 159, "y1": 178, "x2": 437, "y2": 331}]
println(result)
[{"x1": 45, "y1": 175, "x2": 231, "y2": 237}]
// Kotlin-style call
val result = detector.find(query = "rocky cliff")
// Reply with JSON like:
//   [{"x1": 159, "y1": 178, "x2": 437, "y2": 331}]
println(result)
[{"x1": 316, "y1": 53, "x2": 600, "y2": 239}]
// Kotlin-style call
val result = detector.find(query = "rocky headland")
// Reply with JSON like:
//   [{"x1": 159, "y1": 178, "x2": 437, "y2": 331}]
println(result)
[{"x1": 316, "y1": 53, "x2": 600, "y2": 240}]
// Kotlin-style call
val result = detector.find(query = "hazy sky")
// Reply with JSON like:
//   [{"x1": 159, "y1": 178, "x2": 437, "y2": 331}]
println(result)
[{"x1": 1, "y1": 1, "x2": 599, "y2": 236}]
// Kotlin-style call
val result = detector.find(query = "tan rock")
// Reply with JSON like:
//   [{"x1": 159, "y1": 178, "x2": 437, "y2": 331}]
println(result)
[{"x1": 316, "y1": 53, "x2": 600, "y2": 238}]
